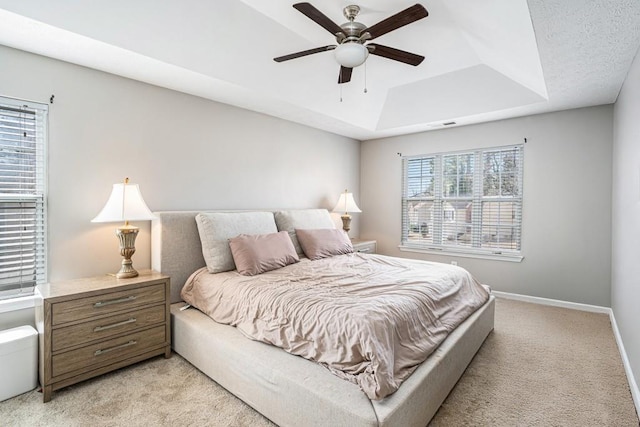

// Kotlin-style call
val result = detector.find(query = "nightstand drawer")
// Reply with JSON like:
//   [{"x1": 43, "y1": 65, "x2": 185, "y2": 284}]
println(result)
[
  {"x1": 51, "y1": 325, "x2": 166, "y2": 378},
  {"x1": 51, "y1": 305, "x2": 166, "y2": 352},
  {"x1": 352, "y1": 240, "x2": 377, "y2": 254},
  {"x1": 52, "y1": 284, "x2": 165, "y2": 326}
]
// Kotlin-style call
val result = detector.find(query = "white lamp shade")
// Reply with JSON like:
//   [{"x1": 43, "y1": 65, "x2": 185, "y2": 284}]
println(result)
[
  {"x1": 334, "y1": 43, "x2": 369, "y2": 68},
  {"x1": 332, "y1": 192, "x2": 362, "y2": 215},
  {"x1": 92, "y1": 182, "x2": 157, "y2": 223}
]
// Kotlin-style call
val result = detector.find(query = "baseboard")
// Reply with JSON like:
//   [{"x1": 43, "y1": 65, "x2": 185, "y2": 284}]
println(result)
[
  {"x1": 493, "y1": 290, "x2": 640, "y2": 417},
  {"x1": 491, "y1": 290, "x2": 610, "y2": 313},
  {"x1": 610, "y1": 311, "x2": 640, "y2": 416}
]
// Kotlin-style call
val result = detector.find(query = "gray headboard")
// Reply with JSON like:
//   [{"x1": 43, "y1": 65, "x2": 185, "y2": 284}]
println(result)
[
  {"x1": 151, "y1": 211, "x2": 207, "y2": 303},
  {"x1": 151, "y1": 208, "x2": 338, "y2": 303}
]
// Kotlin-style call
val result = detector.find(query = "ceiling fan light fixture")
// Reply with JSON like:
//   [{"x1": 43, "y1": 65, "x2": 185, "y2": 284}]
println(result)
[
  {"x1": 334, "y1": 42, "x2": 369, "y2": 68},
  {"x1": 276, "y1": 3, "x2": 429, "y2": 84}
]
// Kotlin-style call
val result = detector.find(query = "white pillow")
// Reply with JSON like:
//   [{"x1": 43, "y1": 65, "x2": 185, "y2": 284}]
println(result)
[
  {"x1": 195, "y1": 212, "x2": 278, "y2": 273},
  {"x1": 274, "y1": 209, "x2": 335, "y2": 256}
]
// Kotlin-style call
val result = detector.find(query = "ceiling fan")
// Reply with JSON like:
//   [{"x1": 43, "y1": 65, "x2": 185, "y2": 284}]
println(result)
[{"x1": 274, "y1": 3, "x2": 429, "y2": 84}]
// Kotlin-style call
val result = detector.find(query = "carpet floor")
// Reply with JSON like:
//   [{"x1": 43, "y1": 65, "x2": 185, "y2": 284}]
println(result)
[{"x1": 1, "y1": 297, "x2": 638, "y2": 426}]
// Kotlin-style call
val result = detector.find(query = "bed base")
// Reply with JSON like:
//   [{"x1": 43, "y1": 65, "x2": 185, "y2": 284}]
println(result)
[
  {"x1": 172, "y1": 297, "x2": 494, "y2": 427},
  {"x1": 152, "y1": 210, "x2": 495, "y2": 426}
]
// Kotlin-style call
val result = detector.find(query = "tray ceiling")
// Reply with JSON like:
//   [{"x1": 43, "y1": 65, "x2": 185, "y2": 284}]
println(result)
[{"x1": 0, "y1": 0, "x2": 638, "y2": 140}]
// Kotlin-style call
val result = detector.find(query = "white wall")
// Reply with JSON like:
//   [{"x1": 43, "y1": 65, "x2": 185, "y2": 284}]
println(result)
[
  {"x1": 361, "y1": 106, "x2": 613, "y2": 306},
  {"x1": 0, "y1": 44, "x2": 360, "y2": 289},
  {"x1": 612, "y1": 47, "x2": 640, "y2": 398}
]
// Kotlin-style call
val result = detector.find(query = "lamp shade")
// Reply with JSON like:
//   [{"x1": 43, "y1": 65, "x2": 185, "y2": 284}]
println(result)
[
  {"x1": 92, "y1": 181, "x2": 157, "y2": 223},
  {"x1": 334, "y1": 43, "x2": 369, "y2": 68},
  {"x1": 332, "y1": 191, "x2": 362, "y2": 215}
]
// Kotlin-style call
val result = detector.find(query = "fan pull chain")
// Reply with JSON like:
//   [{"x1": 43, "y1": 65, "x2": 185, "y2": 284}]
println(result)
[
  {"x1": 364, "y1": 62, "x2": 368, "y2": 94},
  {"x1": 340, "y1": 80, "x2": 343, "y2": 102}
]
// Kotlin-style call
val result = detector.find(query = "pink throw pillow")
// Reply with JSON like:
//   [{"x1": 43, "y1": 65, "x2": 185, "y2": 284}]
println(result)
[
  {"x1": 229, "y1": 231, "x2": 299, "y2": 276},
  {"x1": 295, "y1": 228, "x2": 354, "y2": 260}
]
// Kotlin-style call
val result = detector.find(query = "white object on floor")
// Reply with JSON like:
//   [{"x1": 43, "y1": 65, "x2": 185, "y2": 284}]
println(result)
[{"x1": 0, "y1": 325, "x2": 38, "y2": 402}]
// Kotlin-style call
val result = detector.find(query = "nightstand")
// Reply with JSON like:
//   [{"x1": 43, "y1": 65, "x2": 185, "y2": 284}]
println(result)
[
  {"x1": 351, "y1": 239, "x2": 377, "y2": 254},
  {"x1": 35, "y1": 270, "x2": 171, "y2": 402}
]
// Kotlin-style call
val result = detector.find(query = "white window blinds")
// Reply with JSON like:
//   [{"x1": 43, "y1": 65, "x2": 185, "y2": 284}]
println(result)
[
  {"x1": 401, "y1": 145, "x2": 523, "y2": 258},
  {"x1": 0, "y1": 96, "x2": 47, "y2": 299}
]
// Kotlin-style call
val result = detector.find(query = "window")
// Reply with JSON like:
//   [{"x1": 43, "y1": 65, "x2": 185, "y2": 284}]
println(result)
[
  {"x1": 0, "y1": 96, "x2": 47, "y2": 300},
  {"x1": 401, "y1": 145, "x2": 523, "y2": 260}
]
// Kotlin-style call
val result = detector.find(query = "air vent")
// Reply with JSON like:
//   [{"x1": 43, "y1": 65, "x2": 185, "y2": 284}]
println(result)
[{"x1": 443, "y1": 121, "x2": 457, "y2": 126}]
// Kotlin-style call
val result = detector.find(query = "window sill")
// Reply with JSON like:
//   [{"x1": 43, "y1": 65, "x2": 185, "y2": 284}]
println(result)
[
  {"x1": 0, "y1": 294, "x2": 36, "y2": 314},
  {"x1": 398, "y1": 245, "x2": 524, "y2": 262}
]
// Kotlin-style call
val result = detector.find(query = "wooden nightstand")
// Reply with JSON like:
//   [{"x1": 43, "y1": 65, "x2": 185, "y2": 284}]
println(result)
[
  {"x1": 351, "y1": 239, "x2": 377, "y2": 254},
  {"x1": 35, "y1": 270, "x2": 171, "y2": 402}
]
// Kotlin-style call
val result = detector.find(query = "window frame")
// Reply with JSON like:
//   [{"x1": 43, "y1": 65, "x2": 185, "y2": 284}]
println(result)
[
  {"x1": 0, "y1": 95, "x2": 48, "y2": 300},
  {"x1": 400, "y1": 144, "x2": 524, "y2": 262}
]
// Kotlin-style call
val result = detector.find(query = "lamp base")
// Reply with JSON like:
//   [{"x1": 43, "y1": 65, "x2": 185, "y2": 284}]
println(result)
[
  {"x1": 115, "y1": 226, "x2": 139, "y2": 279},
  {"x1": 115, "y1": 261, "x2": 138, "y2": 279},
  {"x1": 340, "y1": 214, "x2": 352, "y2": 234}
]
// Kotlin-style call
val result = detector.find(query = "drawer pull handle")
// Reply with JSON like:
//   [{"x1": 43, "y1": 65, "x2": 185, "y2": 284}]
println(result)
[
  {"x1": 94, "y1": 340, "x2": 137, "y2": 356},
  {"x1": 358, "y1": 248, "x2": 371, "y2": 253},
  {"x1": 94, "y1": 295, "x2": 137, "y2": 308},
  {"x1": 93, "y1": 318, "x2": 137, "y2": 332}
]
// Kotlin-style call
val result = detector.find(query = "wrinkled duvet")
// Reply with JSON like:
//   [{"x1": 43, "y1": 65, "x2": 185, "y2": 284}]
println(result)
[{"x1": 181, "y1": 253, "x2": 490, "y2": 400}]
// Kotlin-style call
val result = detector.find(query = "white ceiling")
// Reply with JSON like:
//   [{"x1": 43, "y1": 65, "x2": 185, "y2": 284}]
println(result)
[{"x1": 0, "y1": 0, "x2": 638, "y2": 140}]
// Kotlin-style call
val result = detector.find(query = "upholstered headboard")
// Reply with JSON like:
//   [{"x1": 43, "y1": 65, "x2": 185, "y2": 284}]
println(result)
[
  {"x1": 151, "y1": 211, "x2": 206, "y2": 303},
  {"x1": 151, "y1": 209, "x2": 339, "y2": 303}
]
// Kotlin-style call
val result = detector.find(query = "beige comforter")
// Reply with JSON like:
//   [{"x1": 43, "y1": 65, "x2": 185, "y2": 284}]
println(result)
[{"x1": 181, "y1": 253, "x2": 490, "y2": 400}]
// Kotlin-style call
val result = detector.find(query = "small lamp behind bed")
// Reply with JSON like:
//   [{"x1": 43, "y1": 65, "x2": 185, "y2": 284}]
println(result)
[
  {"x1": 332, "y1": 189, "x2": 362, "y2": 234},
  {"x1": 92, "y1": 178, "x2": 157, "y2": 279}
]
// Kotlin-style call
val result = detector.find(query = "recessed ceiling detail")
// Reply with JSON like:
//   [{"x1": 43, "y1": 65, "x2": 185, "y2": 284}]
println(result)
[
  {"x1": 378, "y1": 64, "x2": 547, "y2": 130},
  {"x1": 0, "y1": 0, "x2": 638, "y2": 140}
]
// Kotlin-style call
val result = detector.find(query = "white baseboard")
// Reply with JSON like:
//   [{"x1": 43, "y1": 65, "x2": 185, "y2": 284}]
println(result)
[
  {"x1": 492, "y1": 290, "x2": 639, "y2": 416},
  {"x1": 491, "y1": 290, "x2": 610, "y2": 313},
  {"x1": 610, "y1": 311, "x2": 640, "y2": 415}
]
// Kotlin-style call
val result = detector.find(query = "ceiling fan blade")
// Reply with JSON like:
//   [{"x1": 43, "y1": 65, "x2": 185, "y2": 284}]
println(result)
[
  {"x1": 338, "y1": 66, "x2": 353, "y2": 84},
  {"x1": 293, "y1": 3, "x2": 345, "y2": 37},
  {"x1": 367, "y1": 43, "x2": 424, "y2": 66},
  {"x1": 362, "y1": 4, "x2": 428, "y2": 41},
  {"x1": 274, "y1": 45, "x2": 336, "y2": 62}
]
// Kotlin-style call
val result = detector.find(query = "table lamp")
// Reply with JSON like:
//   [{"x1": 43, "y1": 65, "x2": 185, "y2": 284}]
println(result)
[
  {"x1": 332, "y1": 189, "x2": 362, "y2": 233},
  {"x1": 92, "y1": 178, "x2": 157, "y2": 278}
]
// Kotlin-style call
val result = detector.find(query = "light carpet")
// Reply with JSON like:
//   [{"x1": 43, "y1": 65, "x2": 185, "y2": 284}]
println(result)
[{"x1": 1, "y1": 298, "x2": 638, "y2": 426}]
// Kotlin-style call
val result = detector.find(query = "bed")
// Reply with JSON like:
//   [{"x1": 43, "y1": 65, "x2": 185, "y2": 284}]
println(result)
[{"x1": 151, "y1": 209, "x2": 495, "y2": 426}]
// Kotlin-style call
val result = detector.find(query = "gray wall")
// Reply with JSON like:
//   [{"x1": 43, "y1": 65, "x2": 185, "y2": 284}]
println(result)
[
  {"x1": 361, "y1": 106, "x2": 613, "y2": 307},
  {"x1": 0, "y1": 307, "x2": 35, "y2": 330},
  {"x1": 612, "y1": 46, "x2": 640, "y2": 397},
  {"x1": 0, "y1": 44, "x2": 360, "y2": 325}
]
